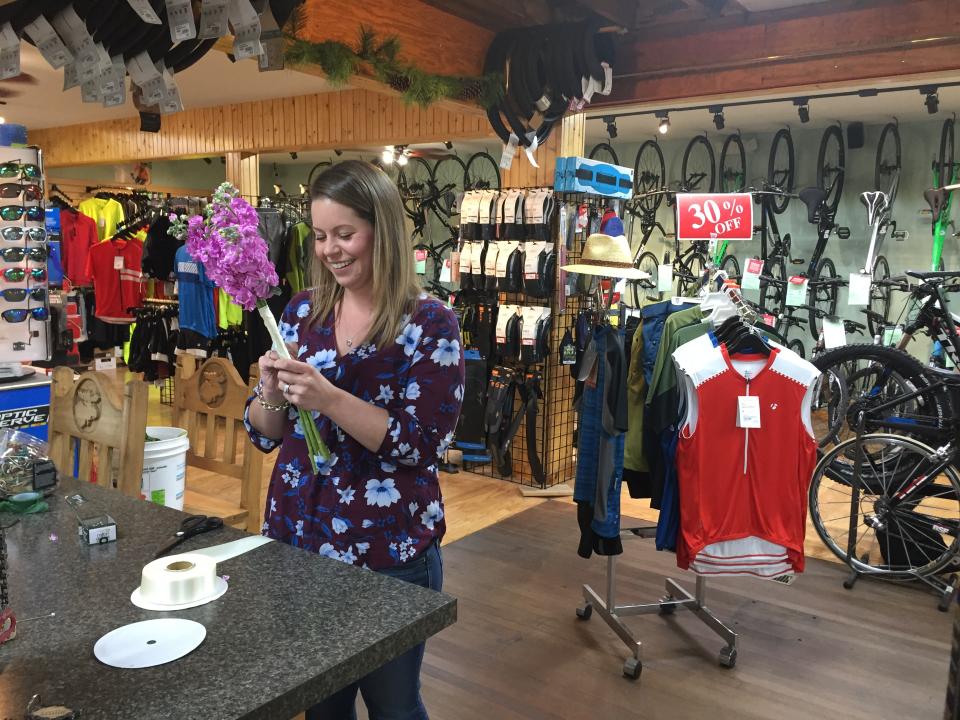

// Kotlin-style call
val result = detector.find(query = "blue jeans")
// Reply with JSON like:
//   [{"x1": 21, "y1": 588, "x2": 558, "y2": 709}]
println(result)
[{"x1": 305, "y1": 541, "x2": 443, "y2": 720}]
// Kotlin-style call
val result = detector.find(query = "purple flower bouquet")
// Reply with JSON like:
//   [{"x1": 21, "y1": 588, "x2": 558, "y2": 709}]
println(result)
[{"x1": 169, "y1": 183, "x2": 329, "y2": 469}]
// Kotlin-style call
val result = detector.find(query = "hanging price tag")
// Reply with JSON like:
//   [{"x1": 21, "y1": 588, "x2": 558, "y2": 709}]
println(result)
[
  {"x1": 198, "y1": 0, "x2": 230, "y2": 38},
  {"x1": 500, "y1": 132, "x2": 519, "y2": 170},
  {"x1": 657, "y1": 263, "x2": 673, "y2": 292},
  {"x1": 848, "y1": 272, "x2": 871, "y2": 306},
  {"x1": 23, "y1": 15, "x2": 74, "y2": 69},
  {"x1": 127, "y1": 0, "x2": 163, "y2": 24},
  {"x1": 165, "y1": 0, "x2": 198, "y2": 42},
  {"x1": 414, "y1": 249, "x2": 427, "y2": 274},
  {"x1": 113, "y1": 256, "x2": 124, "y2": 270},
  {"x1": 785, "y1": 276, "x2": 808, "y2": 306},
  {"x1": 882, "y1": 325, "x2": 904, "y2": 346},
  {"x1": 762, "y1": 313, "x2": 776, "y2": 328},
  {"x1": 822, "y1": 316, "x2": 847, "y2": 349},
  {"x1": 741, "y1": 257, "x2": 763, "y2": 291},
  {"x1": 439, "y1": 257, "x2": 452, "y2": 283},
  {"x1": 737, "y1": 395, "x2": 761, "y2": 428},
  {"x1": 449, "y1": 251, "x2": 461, "y2": 283}
]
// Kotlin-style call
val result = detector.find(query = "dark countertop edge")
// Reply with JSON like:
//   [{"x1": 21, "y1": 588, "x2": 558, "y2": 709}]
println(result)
[{"x1": 238, "y1": 598, "x2": 458, "y2": 720}]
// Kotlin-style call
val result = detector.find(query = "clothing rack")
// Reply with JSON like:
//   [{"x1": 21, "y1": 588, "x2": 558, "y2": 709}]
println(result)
[
  {"x1": 575, "y1": 257, "x2": 740, "y2": 680},
  {"x1": 143, "y1": 297, "x2": 179, "y2": 307}
]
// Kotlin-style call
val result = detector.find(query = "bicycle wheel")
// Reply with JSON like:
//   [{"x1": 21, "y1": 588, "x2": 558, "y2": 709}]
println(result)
[
  {"x1": 810, "y1": 433, "x2": 960, "y2": 580},
  {"x1": 874, "y1": 121, "x2": 901, "y2": 199},
  {"x1": 939, "y1": 117, "x2": 956, "y2": 188},
  {"x1": 677, "y1": 252, "x2": 707, "y2": 296},
  {"x1": 787, "y1": 337, "x2": 805, "y2": 359},
  {"x1": 307, "y1": 160, "x2": 334, "y2": 189},
  {"x1": 768, "y1": 128, "x2": 795, "y2": 214},
  {"x1": 397, "y1": 157, "x2": 433, "y2": 214},
  {"x1": 867, "y1": 255, "x2": 891, "y2": 339},
  {"x1": 720, "y1": 253, "x2": 740, "y2": 282},
  {"x1": 817, "y1": 124, "x2": 845, "y2": 214},
  {"x1": 681, "y1": 135, "x2": 716, "y2": 192},
  {"x1": 588, "y1": 142, "x2": 619, "y2": 166},
  {"x1": 635, "y1": 250, "x2": 661, "y2": 304},
  {"x1": 759, "y1": 255, "x2": 786, "y2": 316},
  {"x1": 431, "y1": 155, "x2": 466, "y2": 219},
  {"x1": 808, "y1": 257, "x2": 839, "y2": 340},
  {"x1": 633, "y1": 140, "x2": 666, "y2": 212},
  {"x1": 719, "y1": 133, "x2": 746, "y2": 192},
  {"x1": 464, "y1": 151, "x2": 501, "y2": 191},
  {"x1": 812, "y1": 344, "x2": 954, "y2": 449}
]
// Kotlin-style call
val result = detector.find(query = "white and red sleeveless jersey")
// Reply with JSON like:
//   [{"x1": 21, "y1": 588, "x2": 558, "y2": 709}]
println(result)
[{"x1": 674, "y1": 342, "x2": 820, "y2": 575}]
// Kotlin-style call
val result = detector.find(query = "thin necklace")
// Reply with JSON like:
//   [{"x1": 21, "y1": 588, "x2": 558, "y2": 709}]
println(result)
[{"x1": 337, "y1": 303, "x2": 366, "y2": 349}]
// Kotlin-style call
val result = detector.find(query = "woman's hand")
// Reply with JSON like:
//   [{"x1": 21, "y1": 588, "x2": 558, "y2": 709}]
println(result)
[
  {"x1": 274, "y1": 356, "x2": 338, "y2": 414},
  {"x1": 257, "y1": 343, "x2": 300, "y2": 405}
]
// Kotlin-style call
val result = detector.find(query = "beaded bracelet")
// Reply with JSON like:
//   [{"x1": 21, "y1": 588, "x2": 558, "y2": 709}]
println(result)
[{"x1": 255, "y1": 381, "x2": 290, "y2": 412}]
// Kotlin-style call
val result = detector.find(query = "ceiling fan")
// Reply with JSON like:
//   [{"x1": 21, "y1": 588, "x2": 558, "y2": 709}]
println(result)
[{"x1": 0, "y1": 71, "x2": 38, "y2": 101}]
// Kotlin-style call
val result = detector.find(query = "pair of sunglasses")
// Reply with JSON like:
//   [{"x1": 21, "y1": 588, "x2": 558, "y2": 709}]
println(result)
[
  {"x1": 1, "y1": 247, "x2": 47, "y2": 263},
  {"x1": 0, "y1": 287, "x2": 45, "y2": 302},
  {"x1": 0, "y1": 183, "x2": 42, "y2": 202},
  {"x1": 0, "y1": 162, "x2": 41, "y2": 180},
  {"x1": 0, "y1": 227, "x2": 46, "y2": 243},
  {"x1": 3, "y1": 268, "x2": 46, "y2": 283},
  {"x1": 0, "y1": 205, "x2": 43, "y2": 222},
  {"x1": 1, "y1": 307, "x2": 49, "y2": 323}
]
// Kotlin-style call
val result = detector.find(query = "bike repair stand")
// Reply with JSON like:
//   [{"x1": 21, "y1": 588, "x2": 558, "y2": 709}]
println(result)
[
  {"x1": 576, "y1": 526, "x2": 739, "y2": 679},
  {"x1": 841, "y1": 413, "x2": 960, "y2": 611}
]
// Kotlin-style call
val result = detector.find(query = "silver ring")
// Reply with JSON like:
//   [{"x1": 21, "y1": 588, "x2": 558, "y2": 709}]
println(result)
[{"x1": 281, "y1": 382, "x2": 290, "y2": 394}]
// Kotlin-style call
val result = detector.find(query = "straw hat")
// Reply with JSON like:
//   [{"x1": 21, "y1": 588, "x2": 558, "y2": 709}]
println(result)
[{"x1": 561, "y1": 233, "x2": 651, "y2": 280}]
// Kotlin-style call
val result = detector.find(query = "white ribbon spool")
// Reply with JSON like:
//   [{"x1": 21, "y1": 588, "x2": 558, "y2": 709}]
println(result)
[{"x1": 131, "y1": 553, "x2": 227, "y2": 611}]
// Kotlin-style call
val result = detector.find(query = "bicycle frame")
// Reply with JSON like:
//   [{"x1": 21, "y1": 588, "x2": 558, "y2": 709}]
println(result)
[
  {"x1": 932, "y1": 168, "x2": 959, "y2": 271},
  {"x1": 899, "y1": 281, "x2": 960, "y2": 366}
]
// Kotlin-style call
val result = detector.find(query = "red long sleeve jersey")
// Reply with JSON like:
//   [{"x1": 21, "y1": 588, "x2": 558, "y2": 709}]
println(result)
[
  {"x1": 85, "y1": 239, "x2": 144, "y2": 322},
  {"x1": 675, "y1": 343, "x2": 820, "y2": 574}
]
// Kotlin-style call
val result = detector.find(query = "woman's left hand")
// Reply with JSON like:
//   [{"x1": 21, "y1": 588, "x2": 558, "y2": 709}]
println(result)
[{"x1": 274, "y1": 357, "x2": 337, "y2": 414}]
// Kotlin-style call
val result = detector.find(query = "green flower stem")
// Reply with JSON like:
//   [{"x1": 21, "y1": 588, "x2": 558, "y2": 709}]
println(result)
[{"x1": 255, "y1": 300, "x2": 331, "y2": 471}]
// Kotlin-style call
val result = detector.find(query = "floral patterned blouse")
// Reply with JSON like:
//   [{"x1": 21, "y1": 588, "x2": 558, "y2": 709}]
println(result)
[{"x1": 243, "y1": 290, "x2": 465, "y2": 570}]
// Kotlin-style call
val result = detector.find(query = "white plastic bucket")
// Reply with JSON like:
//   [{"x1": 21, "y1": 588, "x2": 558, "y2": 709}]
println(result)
[{"x1": 141, "y1": 426, "x2": 189, "y2": 510}]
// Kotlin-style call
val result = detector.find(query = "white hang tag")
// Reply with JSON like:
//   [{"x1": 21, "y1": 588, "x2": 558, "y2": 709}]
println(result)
[
  {"x1": 127, "y1": 0, "x2": 163, "y2": 23},
  {"x1": 0, "y1": 21, "x2": 17, "y2": 51},
  {"x1": 439, "y1": 256, "x2": 452, "y2": 283},
  {"x1": 599, "y1": 63, "x2": 613, "y2": 95},
  {"x1": 458, "y1": 244, "x2": 472, "y2": 277},
  {"x1": 882, "y1": 325, "x2": 904, "y2": 346},
  {"x1": 521, "y1": 306, "x2": 541, "y2": 346},
  {"x1": 657, "y1": 263, "x2": 673, "y2": 292},
  {"x1": 737, "y1": 395, "x2": 761, "y2": 429},
  {"x1": 257, "y1": 6, "x2": 284, "y2": 71},
  {"x1": 127, "y1": 52, "x2": 166, "y2": 105},
  {"x1": 198, "y1": 0, "x2": 230, "y2": 38},
  {"x1": 741, "y1": 257, "x2": 763, "y2": 291},
  {"x1": 99, "y1": 54, "x2": 122, "y2": 95},
  {"x1": 524, "y1": 132, "x2": 540, "y2": 168},
  {"x1": 230, "y1": 0, "x2": 264, "y2": 59},
  {"x1": 95, "y1": 356, "x2": 117, "y2": 371},
  {"x1": 72, "y1": 34, "x2": 100, "y2": 82},
  {"x1": 101, "y1": 56, "x2": 127, "y2": 107},
  {"x1": 24, "y1": 15, "x2": 74, "y2": 69},
  {"x1": 166, "y1": 0, "x2": 198, "y2": 42},
  {"x1": 0, "y1": 45, "x2": 19, "y2": 81},
  {"x1": 822, "y1": 316, "x2": 846, "y2": 349},
  {"x1": 848, "y1": 272, "x2": 871, "y2": 306},
  {"x1": 81, "y1": 78, "x2": 102, "y2": 103},
  {"x1": 500, "y1": 133, "x2": 519, "y2": 170},
  {"x1": 414, "y1": 248, "x2": 427, "y2": 274},
  {"x1": 785, "y1": 276, "x2": 808, "y2": 306},
  {"x1": 160, "y1": 68, "x2": 184, "y2": 114},
  {"x1": 113, "y1": 256, "x2": 124, "y2": 270},
  {"x1": 63, "y1": 62, "x2": 80, "y2": 90},
  {"x1": 484, "y1": 243, "x2": 500, "y2": 278}
]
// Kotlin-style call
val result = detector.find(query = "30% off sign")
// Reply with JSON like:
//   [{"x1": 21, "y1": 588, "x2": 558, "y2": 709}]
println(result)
[{"x1": 676, "y1": 193, "x2": 754, "y2": 243}]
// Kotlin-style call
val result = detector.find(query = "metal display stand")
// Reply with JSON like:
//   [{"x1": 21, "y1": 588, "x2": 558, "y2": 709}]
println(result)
[{"x1": 576, "y1": 526, "x2": 739, "y2": 679}]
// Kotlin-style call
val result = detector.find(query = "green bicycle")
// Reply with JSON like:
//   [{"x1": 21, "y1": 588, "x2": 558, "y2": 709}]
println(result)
[{"x1": 926, "y1": 117, "x2": 959, "y2": 271}]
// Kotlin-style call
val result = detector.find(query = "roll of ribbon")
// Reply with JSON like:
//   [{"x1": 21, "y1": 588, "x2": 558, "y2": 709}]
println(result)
[{"x1": 131, "y1": 553, "x2": 228, "y2": 611}]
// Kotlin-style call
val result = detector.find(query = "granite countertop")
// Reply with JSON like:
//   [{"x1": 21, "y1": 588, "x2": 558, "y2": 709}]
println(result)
[{"x1": 0, "y1": 479, "x2": 456, "y2": 719}]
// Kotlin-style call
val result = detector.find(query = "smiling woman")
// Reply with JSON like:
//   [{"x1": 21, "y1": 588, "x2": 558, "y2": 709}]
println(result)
[{"x1": 242, "y1": 160, "x2": 465, "y2": 720}]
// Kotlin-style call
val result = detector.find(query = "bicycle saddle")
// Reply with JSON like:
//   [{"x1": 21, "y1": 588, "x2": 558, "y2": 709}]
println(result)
[
  {"x1": 924, "y1": 188, "x2": 947, "y2": 219},
  {"x1": 798, "y1": 187, "x2": 827, "y2": 224},
  {"x1": 860, "y1": 191, "x2": 889, "y2": 226}
]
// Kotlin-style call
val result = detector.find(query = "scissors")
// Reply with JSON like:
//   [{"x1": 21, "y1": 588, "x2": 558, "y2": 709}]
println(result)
[{"x1": 155, "y1": 515, "x2": 224, "y2": 558}]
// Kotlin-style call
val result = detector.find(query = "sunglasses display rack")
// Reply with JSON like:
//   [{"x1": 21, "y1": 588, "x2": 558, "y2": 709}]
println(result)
[{"x1": 0, "y1": 146, "x2": 50, "y2": 364}]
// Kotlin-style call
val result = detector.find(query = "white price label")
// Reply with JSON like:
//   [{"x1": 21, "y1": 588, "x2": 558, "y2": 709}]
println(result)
[
  {"x1": 439, "y1": 257, "x2": 452, "y2": 283},
  {"x1": 165, "y1": 0, "x2": 198, "y2": 42},
  {"x1": 127, "y1": 0, "x2": 163, "y2": 23},
  {"x1": 414, "y1": 249, "x2": 427, "y2": 274},
  {"x1": 500, "y1": 133, "x2": 519, "y2": 170},
  {"x1": 657, "y1": 263, "x2": 673, "y2": 292},
  {"x1": 822, "y1": 316, "x2": 847, "y2": 349},
  {"x1": 113, "y1": 256, "x2": 124, "y2": 270},
  {"x1": 737, "y1": 395, "x2": 761, "y2": 428},
  {"x1": 198, "y1": 0, "x2": 230, "y2": 38},
  {"x1": 785, "y1": 276, "x2": 808, "y2": 307},
  {"x1": 882, "y1": 325, "x2": 905, "y2": 346},
  {"x1": 741, "y1": 257, "x2": 763, "y2": 291},
  {"x1": 848, "y1": 272, "x2": 871, "y2": 306},
  {"x1": 95, "y1": 356, "x2": 117, "y2": 371}
]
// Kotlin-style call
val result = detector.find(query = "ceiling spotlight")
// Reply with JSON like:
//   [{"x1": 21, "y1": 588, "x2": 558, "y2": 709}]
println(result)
[
  {"x1": 710, "y1": 105, "x2": 725, "y2": 131},
  {"x1": 0, "y1": 117, "x2": 5, "y2": 124},
  {"x1": 202, "y1": 157, "x2": 212, "y2": 165},
  {"x1": 603, "y1": 115, "x2": 618, "y2": 139},
  {"x1": 299, "y1": 183, "x2": 307, "y2": 195},
  {"x1": 396, "y1": 153, "x2": 409, "y2": 166},
  {"x1": 922, "y1": 85, "x2": 939, "y2": 114},
  {"x1": 793, "y1": 98, "x2": 810, "y2": 124},
  {"x1": 290, "y1": 151, "x2": 298, "y2": 160},
  {"x1": 381, "y1": 149, "x2": 394, "y2": 165},
  {"x1": 444, "y1": 140, "x2": 453, "y2": 150},
  {"x1": 334, "y1": 149, "x2": 343, "y2": 156},
  {"x1": 656, "y1": 111, "x2": 670, "y2": 135}
]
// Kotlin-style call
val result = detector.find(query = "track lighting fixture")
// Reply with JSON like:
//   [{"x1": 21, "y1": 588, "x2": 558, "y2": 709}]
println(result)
[
  {"x1": 381, "y1": 148, "x2": 394, "y2": 165},
  {"x1": 202, "y1": 157, "x2": 212, "y2": 165},
  {"x1": 793, "y1": 98, "x2": 810, "y2": 123},
  {"x1": 334, "y1": 149, "x2": 343, "y2": 156},
  {"x1": 396, "y1": 153, "x2": 408, "y2": 166},
  {"x1": 922, "y1": 86, "x2": 939, "y2": 114},
  {"x1": 290, "y1": 152, "x2": 298, "y2": 160},
  {"x1": 444, "y1": 140, "x2": 453, "y2": 150},
  {"x1": 656, "y1": 111, "x2": 670, "y2": 135},
  {"x1": 603, "y1": 115, "x2": 617, "y2": 139},
  {"x1": 710, "y1": 106, "x2": 724, "y2": 131}
]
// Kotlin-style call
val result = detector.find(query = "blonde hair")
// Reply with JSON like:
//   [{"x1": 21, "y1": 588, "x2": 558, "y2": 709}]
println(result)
[{"x1": 307, "y1": 160, "x2": 421, "y2": 348}]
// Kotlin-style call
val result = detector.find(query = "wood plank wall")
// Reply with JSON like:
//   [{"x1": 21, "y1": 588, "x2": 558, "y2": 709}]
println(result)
[{"x1": 30, "y1": 88, "x2": 493, "y2": 168}]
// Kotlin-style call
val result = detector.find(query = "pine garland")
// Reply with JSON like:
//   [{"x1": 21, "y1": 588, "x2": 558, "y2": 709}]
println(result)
[{"x1": 283, "y1": 10, "x2": 502, "y2": 109}]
